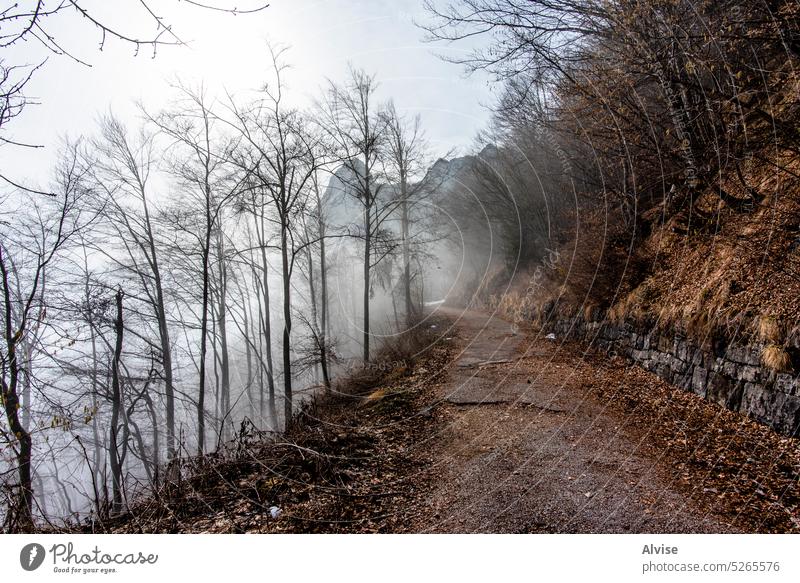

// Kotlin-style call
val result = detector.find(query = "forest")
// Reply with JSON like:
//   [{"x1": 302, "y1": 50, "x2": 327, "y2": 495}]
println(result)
[
  {"x1": 2, "y1": 0, "x2": 799, "y2": 535},
  {"x1": 0, "y1": 2, "x2": 462, "y2": 530}
]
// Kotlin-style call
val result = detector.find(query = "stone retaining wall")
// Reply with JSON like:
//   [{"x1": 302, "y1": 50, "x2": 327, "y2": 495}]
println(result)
[{"x1": 548, "y1": 316, "x2": 800, "y2": 437}]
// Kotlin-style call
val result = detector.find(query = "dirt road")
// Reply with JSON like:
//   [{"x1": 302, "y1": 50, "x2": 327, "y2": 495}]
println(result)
[{"x1": 407, "y1": 307, "x2": 740, "y2": 533}]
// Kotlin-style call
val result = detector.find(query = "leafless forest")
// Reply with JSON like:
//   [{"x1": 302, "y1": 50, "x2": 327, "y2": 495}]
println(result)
[{"x1": 2, "y1": 1, "x2": 799, "y2": 534}]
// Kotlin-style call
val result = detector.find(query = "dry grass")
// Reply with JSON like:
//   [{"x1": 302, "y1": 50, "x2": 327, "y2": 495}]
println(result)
[
  {"x1": 607, "y1": 301, "x2": 625, "y2": 323},
  {"x1": 607, "y1": 286, "x2": 647, "y2": 324},
  {"x1": 583, "y1": 302, "x2": 599, "y2": 321},
  {"x1": 637, "y1": 179, "x2": 800, "y2": 344},
  {"x1": 488, "y1": 279, "x2": 559, "y2": 325},
  {"x1": 686, "y1": 309, "x2": 719, "y2": 345},
  {"x1": 475, "y1": 155, "x2": 800, "y2": 352},
  {"x1": 761, "y1": 344, "x2": 793, "y2": 372},
  {"x1": 757, "y1": 316, "x2": 783, "y2": 343},
  {"x1": 362, "y1": 388, "x2": 388, "y2": 404}
]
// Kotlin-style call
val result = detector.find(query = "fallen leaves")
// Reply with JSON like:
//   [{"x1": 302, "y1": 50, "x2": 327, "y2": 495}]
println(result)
[
  {"x1": 69, "y1": 318, "x2": 455, "y2": 534},
  {"x1": 581, "y1": 350, "x2": 800, "y2": 532}
]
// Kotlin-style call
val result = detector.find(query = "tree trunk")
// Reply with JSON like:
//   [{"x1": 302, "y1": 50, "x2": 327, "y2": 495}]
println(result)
[
  {"x1": 210, "y1": 301, "x2": 221, "y2": 442},
  {"x1": 87, "y1": 277, "x2": 104, "y2": 513},
  {"x1": 0, "y1": 247, "x2": 34, "y2": 529},
  {"x1": 197, "y1": 210, "x2": 212, "y2": 456},
  {"x1": 141, "y1": 385, "x2": 160, "y2": 488},
  {"x1": 215, "y1": 231, "x2": 231, "y2": 440},
  {"x1": 21, "y1": 341, "x2": 31, "y2": 431},
  {"x1": 281, "y1": 220, "x2": 293, "y2": 431},
  {"x1": 254, "y1": 273, "x2": 266, "y2": 423},
  {"x1": 401, "y1": 173, "x2": 414, "y2": 327},
  {"x1": 258, "y1": 215, "x2": 277, "y2": 427},
  {"x1": 304, "y1": 226, "x2": 321, "y2": 385},
  {"x1": 319, "y1": 225, "x2": 330, "y2": 390},
  {"x1": 141, "y1": 189, "x2": 175, "y2": 463},
  {"x1": 109, "y1": 288, "x2": 124, "y2": 514},
  {"x1": 363, "y1": 196, "x2": 371, "y2": 363},
  {"x1": 242, "y1": 287, "x2": 255, "y2": 417}
]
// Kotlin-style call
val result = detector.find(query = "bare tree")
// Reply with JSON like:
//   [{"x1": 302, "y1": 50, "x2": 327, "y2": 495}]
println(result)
[
  {"x1": 85, "y1": 114, "x2": 178, "y2": 462},
  {"x1": 145, "y1": 83, "x2": 242, "y2": 453},
  {"x1": 0, "y1": 145, "x2": 94, "y2": 530},
  {"x1": 383, "y1": 102, "x2": 433, "y2": 326},
  {"x1": 423, "y1": 0, "x2": 800, "y2": 218},
  {"x1": 307, "y1": 171, "x2": 332, "y2": 389},
  {"x1": 225, "y1": 47, "x2": 328, "y2": 430},
  {"x1": 1, "y1": 1, "x2": 267, "y2": 57},
  {"x1": 107, "y1": 289, "x2": 125, "y2": 513},
  {"x1": 0, "y1": 60, "x2": 47, "y2": 194},
  {"x1": 319, "y1": 67, "x2": 395, "y2": 362},
  {"x1": 0, "y1": 1, "x2": 269, "y2": 193}
]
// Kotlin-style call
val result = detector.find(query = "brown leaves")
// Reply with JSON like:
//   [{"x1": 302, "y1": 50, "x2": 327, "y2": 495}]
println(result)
[{"x1": 583, "y1": 353, "x2": 800, "y2": 532}]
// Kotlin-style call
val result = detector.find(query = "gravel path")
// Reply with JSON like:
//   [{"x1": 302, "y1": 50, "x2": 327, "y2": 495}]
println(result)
[{"x1": 410, "y1": 307, "x2": 740, "y2": 533}]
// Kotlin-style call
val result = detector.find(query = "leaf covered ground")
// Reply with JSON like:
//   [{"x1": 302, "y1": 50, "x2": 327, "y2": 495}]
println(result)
[{"x1": 72, "y1": 322, "x2": 454, "y2": 533}]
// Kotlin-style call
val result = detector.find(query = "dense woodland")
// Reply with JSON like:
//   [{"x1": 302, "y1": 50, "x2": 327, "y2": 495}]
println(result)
[
  {"x1": 0, "y1": 2, "x2": 453, "y2": 531},
  {"x1": 428, "y1": 0, "x2": 800, "y2": 338},
  {"x1": 2, "y1": 0, "x2": 800, "y2": 533}
]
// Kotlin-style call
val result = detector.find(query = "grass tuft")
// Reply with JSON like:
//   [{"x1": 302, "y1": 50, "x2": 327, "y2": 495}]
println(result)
[
  {"x1": 757, "y1": 316, "x2": 783, "y2": 344},
  {"x1": 761, "y1": 344, "x2": 792, "y2": 372}
]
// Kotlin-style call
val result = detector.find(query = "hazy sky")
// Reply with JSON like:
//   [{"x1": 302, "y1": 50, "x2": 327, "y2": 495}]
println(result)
[{"x1": 4, "y1": 0, "x2": 495, "y2": 190}]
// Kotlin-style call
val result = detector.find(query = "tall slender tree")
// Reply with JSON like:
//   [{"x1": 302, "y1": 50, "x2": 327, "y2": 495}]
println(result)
[
  {"x1": 319, "y1": 67, "x2": 391, "y2": 362},
  {"x1": 86, "y1": 114, "x2": 177, "y2": 462},
  {"x1": 226, "y1": 47, "x2": 328, "y2": 429},
  {"x1": 145, "y1": 83, "x2": 242, "y2": 454}
]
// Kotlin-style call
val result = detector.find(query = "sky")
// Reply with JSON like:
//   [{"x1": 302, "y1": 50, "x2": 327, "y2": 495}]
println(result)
[{"x1": 3, "y1": 0, "x2": 496, "y2": 191}]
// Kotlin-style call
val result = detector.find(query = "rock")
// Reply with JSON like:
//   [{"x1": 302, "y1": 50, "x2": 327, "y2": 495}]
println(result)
[
  {"x1": 740, "y1": 365, "x2": 761, "y2": 383},
  {"x1": 691, "y1": 366, "x2": 708, "y2": 397},
  {"x1": 675, "y1": 339, "x2": 689, "y2": 361},
  {"x1": 741, "y1": 383, "x2": 799, "y2": 434},
  {"x1": 728, "y1": 346, "x2": 761, "y2": 367},
  {"x1": 670, "y1": 355, "x2": 688, "y2": 374},
  {"x1": 774, "y1": 373, "x2": 797, "y2": 396},
  {"x1": 706, "y1": 373, "x2": 740, "y2": 409},
  {"x1": 555, "y1": 314, "x2": 798, "y2": 436},
  {"x1": 721, "y1": 360, "x2": 738, "y2": 378}
]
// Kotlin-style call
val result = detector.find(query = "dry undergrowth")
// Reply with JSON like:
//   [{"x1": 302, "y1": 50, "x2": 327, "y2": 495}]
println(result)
[
  {"x1": 762, "y1": 344, "x2": 793, "y2": 372},
  {"x1": 55, "y1": 319, "x2": 455, "y2": 534},
  {"x1": 483, "y1": 161, "x2": 800, "y2": 379}
]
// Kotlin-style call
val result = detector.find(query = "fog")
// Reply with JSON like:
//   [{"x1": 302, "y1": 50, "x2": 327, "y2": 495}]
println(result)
[{"x1": 0, "y1": 0, "x2": 515, "y2": 531}]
